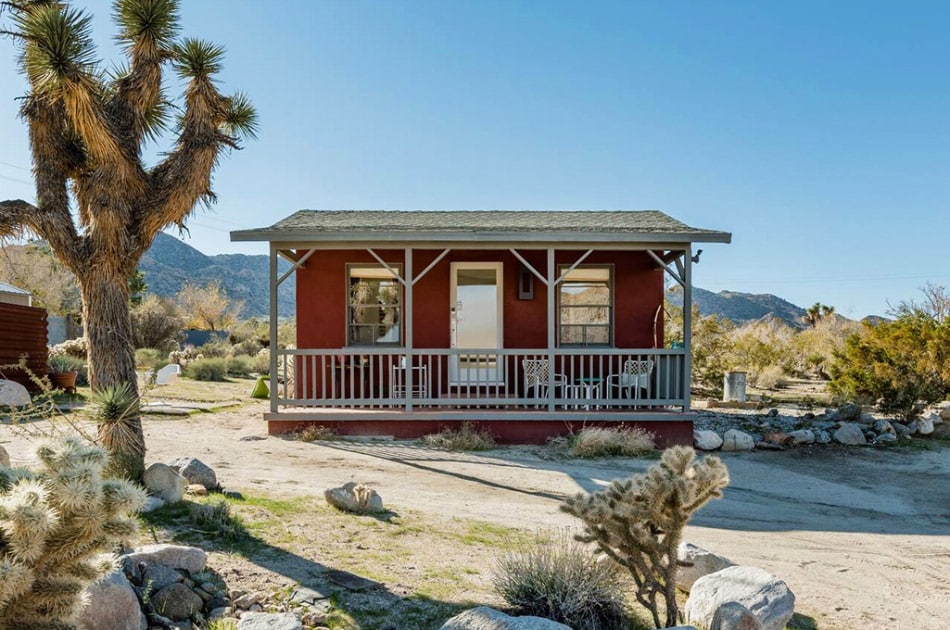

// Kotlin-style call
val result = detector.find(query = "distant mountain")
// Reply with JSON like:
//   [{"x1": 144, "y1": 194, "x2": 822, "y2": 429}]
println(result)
[
  {"x1": 668, "y1": 286, "x2": 808, "y2": 327},
  {"x1": 140, "y1": 233, "x2": 294, "y2": 318}
]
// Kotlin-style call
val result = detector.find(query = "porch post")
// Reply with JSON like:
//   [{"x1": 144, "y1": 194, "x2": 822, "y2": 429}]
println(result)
[
  {"x1": 405, "y1": 247, "x2": 414, "y2": 413},
  {"x1": 683, "y1": 245, "x2": 693, "y2": 411},
  {"x1": 547, "y1": 247, "x2": 556, "y2": 412},
  {"x1": 269, "y1": 244, "x2": 279, "y2": 413}
]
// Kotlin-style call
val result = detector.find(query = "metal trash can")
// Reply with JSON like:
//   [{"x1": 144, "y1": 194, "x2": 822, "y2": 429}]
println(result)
[{"x1": 723, "y1": 371, "x2": 747, "y2": 402}]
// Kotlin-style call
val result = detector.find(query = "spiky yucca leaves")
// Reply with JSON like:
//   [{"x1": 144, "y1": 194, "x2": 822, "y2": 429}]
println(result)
[
  {"x1": 90, "y1": 381, "x2": 144, "y2": 480},
  {"x1": 561, "y1": 446, "x2": 730, "y2": 629},
  {"x1": 0, "y1": 437, "x2": 146, "y2": 629}
]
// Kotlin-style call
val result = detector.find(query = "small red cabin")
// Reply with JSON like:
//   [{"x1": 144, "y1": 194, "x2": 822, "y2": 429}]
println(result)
[{"x1": 231, "y1": 210, "x2": 730, "y2": 445}]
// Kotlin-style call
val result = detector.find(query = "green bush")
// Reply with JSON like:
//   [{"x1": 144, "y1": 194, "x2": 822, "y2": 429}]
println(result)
[
  {"x1": 135, "y1": 347, "x2": 167, "y2": 371},
  {"x1": 254, "y1": 349, "x2": 270, "y2": 375},
  {"x1": 197, "y1": 338, "x2": 231, "y2": 358},
  {"x1": 494, "y1": 532, "x2": 631, "y2": 630},
  {"x1": 226, "y1": 355, "x2": 255, "y2": 377},
  {"x1": 231, "y1": 338, "x2": 262, "y2": 357},
  {"x1": 184, "y1": 358, "x2": 228, "y2": 381},
  {"x1": 830, "y1": 309, "x2": 950, "y2": 419}
]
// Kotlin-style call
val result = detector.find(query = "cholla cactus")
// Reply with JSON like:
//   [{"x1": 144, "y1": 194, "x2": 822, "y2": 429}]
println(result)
[
  {"x1": 0, "y1": 437, "x2": 146, "y2": 629},
  {"x1": 562, "y1": 446, "x2": 729, "y2": 629}
]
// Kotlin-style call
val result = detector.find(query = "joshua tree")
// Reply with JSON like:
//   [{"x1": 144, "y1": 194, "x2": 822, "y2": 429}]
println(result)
[
  {"x1": 0, "y1": 0, "x2": 256, "y2": 479},
  {"x1": 562, "y1": 446, "x2": 730, "y2": 628}
]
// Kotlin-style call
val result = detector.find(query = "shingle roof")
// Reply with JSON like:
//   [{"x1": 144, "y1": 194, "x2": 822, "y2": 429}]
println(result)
[
  {"x1": 0, "y1": 281, "x2": 30, "y2": 295},
  {"x1": 232, "y1": 210, "x2": 730, "y2": 244}
]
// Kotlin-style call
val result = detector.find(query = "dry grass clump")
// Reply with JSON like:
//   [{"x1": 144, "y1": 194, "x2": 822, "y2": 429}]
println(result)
[
  {"x1": 754, "y1": 365, "x2": 788, "y2": 390},
  {"x1": 494, "y1": 531, "x2": 632, "y2": 630},
  {"x1": 422, "y1": 422, "x2": 496, "y2": 451},
  {"x1": 549, "y1": 426, "x2": 655, "y2": 458},
  {"x1": 294, "y1": 424, "x2": 337, "y2": 442}
]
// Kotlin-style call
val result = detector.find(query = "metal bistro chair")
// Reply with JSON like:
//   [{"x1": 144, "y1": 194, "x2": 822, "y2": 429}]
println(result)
[
  {"x1": 606, "y1": 359, "x2": 654, "y2": 402},
  {"x1": 521, "y1": 358, "x2": 566, "y2": 406}
]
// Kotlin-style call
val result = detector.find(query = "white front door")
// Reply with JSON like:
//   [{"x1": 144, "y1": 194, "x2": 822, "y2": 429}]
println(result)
[{"x1": 450, "y1": 262, "x2": 503, "y2": 385}]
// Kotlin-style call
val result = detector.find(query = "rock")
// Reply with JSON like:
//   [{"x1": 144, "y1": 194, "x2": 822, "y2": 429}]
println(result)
[
  {"x1": 815, "y1": 430, "x2": 831, "y2": 444},
  {"x1": 237, "y1": 612, "x2": 303, "y2": 630},
  {"x1": 872, "y1": 420, "x2": 895, "y2": 435},
  {"x1": 152, "y1": 582, "x2": 204, "y2": 621},
  {"x1": 440, "y1": 606, "x2": 573, "y2": 629},
  {"x1": 77, "y1": 567, "x2": 148, "y2": 630},
  {"x1": 915, "y1": 415, "x2": 935, "y2": 435},
  {"x1": 787, "y1": 429, "x2": 815, "y2": 445},
  {"x1": 711, "y1": 601, "x2": 763, "y2": 630},
  {"x1": 0, "y1": 379, "x2": 31, "y2": 407},
  {"x1": 832, "y1": 402, "x2": 862, "y2": 422},
  {"x1": 140, "y1": 496, "x2": 166, "y2": 513},
  {"x1": 171, "y1": 457, "x2": 218, "y2": 490},
  {"x1": 938, "y1": 401, "x2": 950, "y2": 421},
  {"x1": 685, "y1": 566, "x2": 795, "y2": 630},
  {"x1": 694, "y1": 429, "x2": 723, "y2": 451},
  {"x1": 721, "y1": 429, "x2": 754, "y2": 451},
  {"x1": 123, "y1": 544, "x2": 207, "y2": 574},
  {"x1": 762, "y1": 431, "x2": 791, "y2": 446},
  {"x1": 875, "y1": 433, "x2": 898, "y2": 444},
  {"x1": 143, "y1": 563, "x2": 184, "y2": 592},
  {"x1": 324, "y1": 481, "x2": 384, "y2": 514},
  {"x1": 186, "y1": 483, "x2": 208, "y2": 496},
  {"x1": 892, "y1": 422, "x2": 911, "y2": 438},
  {"x1": 0, "y1": 445, "x2": 8, "y2": 467},
  {"x1": 143, "y1": 463, "x2": 187, "y2": 503},
  {"x1": 833, "y1": 423, "x2": 867, "y2": 445},
  {"x1": 677, "y1": 542, "x2": 735, "y2": 592},
  {"x1": 233, "y1": 591, "x2": 264, "y2": 609}
]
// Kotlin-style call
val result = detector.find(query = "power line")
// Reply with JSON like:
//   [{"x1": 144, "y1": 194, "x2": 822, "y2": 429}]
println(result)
[
  {"x1": 0, "y1": 173, "x2": 33, "y2": 186},
  {"x1": 0, "y1": 160, "x2": 30, "y2": 172}
]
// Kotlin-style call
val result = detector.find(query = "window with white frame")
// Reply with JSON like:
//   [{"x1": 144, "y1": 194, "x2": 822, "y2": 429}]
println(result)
[
  {"x1": 347, "y1": 264, "x2": 401, "y2": 346},
  {"x1": 558, "y1": 265, "x2": 612, "y2": 345}
]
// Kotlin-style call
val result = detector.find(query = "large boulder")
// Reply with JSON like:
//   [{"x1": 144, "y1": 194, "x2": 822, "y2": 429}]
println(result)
[
  {"x1": 677, "y1": 542, "x2": 735, "y2": 592},
  {"x1": 324, "y1": 481, "x2": 384, "y2": 514},
  {"x1": 122, "y1": 544, "x2": 208, "y2": 577},
  {"x1": 170, "y1": 457, "x2": 218, "y2": 490},
  {"x1": 0, "y1": 379, "x2": 31, "y2": 407},
  {"x1": 151, "y1": 582, "x2": 203, "y2": 621},
  {"x1": 77, "y1": 567, "x2": 147, "y2": 630},
  {"x1": 721, "y1": 429, "x2": 754, "y2": 452},
  {"x1": 144, "y1": 463, "x2": 187, "y2": 502},
  {"x1": 913, "y1": 415, "x2": 935, "y2": 436},
  {"x1": 237, "y1": 612, "x2": 304, "y2": 630},
  {"x1": 787, "y1": 429, "x2": 815, "y2": 445},
  {"x1": 694, "y1": 430, "x2": 723, "y2": 451},
  {"x1": 685, "y1": 566, "x2": 795, "y2": 630},
  {"x1": 833, "y1": 423, "x2": 867, "y2": 445},
  {"x1": 440, "y1": 607, "x2": 572, "y2": 629},
  {"x1": 831, "y1": 402, "x2": 862, "y2": 422}
]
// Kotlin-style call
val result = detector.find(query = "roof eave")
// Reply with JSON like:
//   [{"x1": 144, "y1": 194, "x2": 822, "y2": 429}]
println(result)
[{"x1": 230, "y1": 229, "x2": 732, "y2": 245}]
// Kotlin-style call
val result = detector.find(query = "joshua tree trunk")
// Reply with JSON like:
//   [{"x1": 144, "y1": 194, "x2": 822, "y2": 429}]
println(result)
[{"x1": 80, "y1": 265, "x2": 145, "y2": 480}]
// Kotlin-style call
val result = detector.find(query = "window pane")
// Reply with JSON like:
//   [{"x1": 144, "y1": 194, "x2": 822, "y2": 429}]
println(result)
[
  {"x1": 348, "y1": 265, "x2": 401, "y2": 345},
  {"x1": 558, "y1": 266, "x2": 611, "y2": 346}
]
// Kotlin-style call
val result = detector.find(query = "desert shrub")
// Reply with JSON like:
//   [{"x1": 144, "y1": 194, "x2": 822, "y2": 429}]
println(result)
[
  {"x1": 198, "y1": 337, "x2": 231, "y2": 358},
  {"x1": 184, "y1": 358, "x2": 228, "y2": 381},
  {"x1": 293, "y1": 424, "x2": 337, "y2": 442},
  {"x1": 90, "y1": 381, "x2": 144, "y2": 478},
  {"x1": 226, "y1": 355, "x2": 255, "y2": 377},
  {"x1": 231, "y1": 338, "x2": 262, "y2": 357},
  {"x1": 189, "y1": 500, "x2": 248, "y2": 544},
  {"x1": 690, "y1": 314, "x2": 735, "y2": 395},
  {"x1": 131, "y1": 294, "x2": 183, "y2": 350},
  {"x1": 563, "y1": 446, "x2": 730, "y2": 628},
  {"x1": 228, "y1": 317, "x2": 269, "y2": 345},
  {"x1": 569, "y1": 426, "x2": 655, "y2": 458},
  {"x1": 753, "y1": 365, "x2": 787, "y2": 390},
  {"x1": 0, "y1": 437, "x2": 145, "y2": 627},
  {"x1": 254, "y1": 349, "x2": 271, "y2": 375},
  {"x1": 422, "y1": 422, "x2": 496, "y2": 450},
  {"x1": 830, "y1": 309, "x2": 950, "y2": 419},
  {"x1": 494, "y1": 532, "x2": 630, "y2": 630},
  {"x1": 135, "y1": 347, "x2": 167, "y2": 371}
]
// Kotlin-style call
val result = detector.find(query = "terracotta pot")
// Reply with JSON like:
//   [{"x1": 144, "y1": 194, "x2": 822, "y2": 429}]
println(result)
[{"x1": 49, "y1": 371, "x2": 78, "y2": 394}]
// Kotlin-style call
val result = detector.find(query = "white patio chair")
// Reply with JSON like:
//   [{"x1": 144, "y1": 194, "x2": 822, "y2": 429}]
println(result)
[
  {"x1": 606, "y1": 359, "x2": 654, "y2": 400},
  {"x1": 521, "y1": 358, "x2": 566, "y2": 403}
]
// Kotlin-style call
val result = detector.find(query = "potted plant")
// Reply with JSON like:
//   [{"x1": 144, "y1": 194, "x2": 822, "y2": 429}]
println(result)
[{"x1": 48, "y1": 354, "x2": 84, "y2": 394}]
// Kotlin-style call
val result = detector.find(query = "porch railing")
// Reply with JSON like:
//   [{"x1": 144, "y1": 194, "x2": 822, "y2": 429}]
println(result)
[{"x1": 272, "y1": 347, "x2": 687, "y2": 411}]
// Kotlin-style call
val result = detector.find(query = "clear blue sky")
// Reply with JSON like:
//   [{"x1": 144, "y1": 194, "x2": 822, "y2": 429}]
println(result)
[{"x1": 2, "y1": 1, "x2": 948, "y2": 318}]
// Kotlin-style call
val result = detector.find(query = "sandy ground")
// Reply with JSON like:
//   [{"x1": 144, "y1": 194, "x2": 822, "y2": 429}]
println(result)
[{"x1": 3, "y1": 401, "x2": 949, "y2": 630}]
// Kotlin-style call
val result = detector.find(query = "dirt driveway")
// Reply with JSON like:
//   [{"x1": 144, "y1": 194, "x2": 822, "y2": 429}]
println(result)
[{"x1": 4, "y1": 401, "x2": 949, "y2": 629}]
